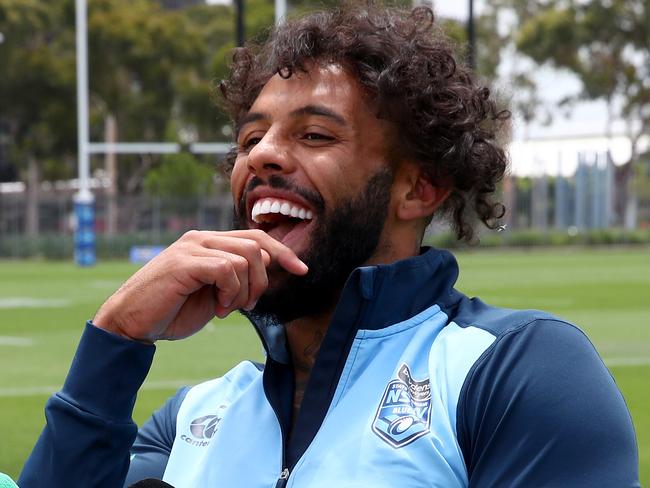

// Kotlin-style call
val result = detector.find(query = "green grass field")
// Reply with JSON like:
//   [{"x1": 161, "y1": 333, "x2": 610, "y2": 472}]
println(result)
[{"x1": 1, "y1": 248, "x2": 649, "y2": 482}]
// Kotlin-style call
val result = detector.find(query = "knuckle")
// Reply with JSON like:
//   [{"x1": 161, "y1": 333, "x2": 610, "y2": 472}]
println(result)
[
  {"x1": 215, "y1": 257, "x2": 233, "y2": 275},
  {"x1": 240, "y1": 239, "x2": 261, "y2": 256},
  {"x1": 250, "y1": 229, "x2": 267, "y2": 240},
  {"x1": 172, "y1": 240, "x2": 192, "y2": 255},
  {"x1": 230, "y1": 255, "x2": 248, "y2": 272},
  {"x1": 181, "y1": 229, "x2": 201, "y2": 241}
]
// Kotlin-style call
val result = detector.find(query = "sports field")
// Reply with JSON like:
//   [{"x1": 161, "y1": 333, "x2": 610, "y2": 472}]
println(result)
[{"x1": 1, "y1": 248, "x2": 648, "y2": 482}]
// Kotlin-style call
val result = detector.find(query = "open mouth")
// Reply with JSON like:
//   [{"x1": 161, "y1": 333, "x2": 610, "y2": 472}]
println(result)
[{"x1": 250, "y1": 197, "x2": 315, "y2": 249}]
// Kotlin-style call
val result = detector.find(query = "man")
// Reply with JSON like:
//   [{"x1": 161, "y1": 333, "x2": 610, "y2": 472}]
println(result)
[{"x1": 21, "y1": 4, "x2": 638, "y2": 487}]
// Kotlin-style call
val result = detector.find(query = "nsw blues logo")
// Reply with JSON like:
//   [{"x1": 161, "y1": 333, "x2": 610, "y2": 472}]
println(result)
[{"x1": 372, "y1": 363, "x2": 432, "y2": 448}]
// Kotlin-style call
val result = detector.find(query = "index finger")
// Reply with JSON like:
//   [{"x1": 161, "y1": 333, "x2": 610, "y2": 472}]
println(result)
[{"x1": 214, "y1": 229, "x2": 308, "y2": 275}]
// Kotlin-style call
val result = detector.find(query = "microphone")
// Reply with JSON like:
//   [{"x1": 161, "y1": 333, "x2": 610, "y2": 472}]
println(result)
[
  {"x1": 128, "y1": 479, "x2": 175, "y2": 488},
  {"x1": 0, "y1": 473, "x2": 19, "y2": 488}
]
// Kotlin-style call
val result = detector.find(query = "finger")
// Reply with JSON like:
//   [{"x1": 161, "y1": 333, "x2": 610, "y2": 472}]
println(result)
[
  {"x1": 250, "y1": 249, "x2": 271, "y2": 310},
  {"x1": 200, "y1": 237, "x2": 269, "y2": 310},
  {"x1": 184, "y1": 252, "x2": 242, "y2": 310},
  {"x1": 223, "y1": 253, "x2": 250, "y2": 313},
  {"x1": 210, "y1": 230, "x2": 308, "y2": 276},
  {"x1": 214, "y1": 300, "x2": 229, "y2": 319}
]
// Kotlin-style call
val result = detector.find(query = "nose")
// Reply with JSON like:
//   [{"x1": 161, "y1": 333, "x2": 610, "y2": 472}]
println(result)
[{"x1": 246, "y1": 131, "x2": 295, "y2": 178}]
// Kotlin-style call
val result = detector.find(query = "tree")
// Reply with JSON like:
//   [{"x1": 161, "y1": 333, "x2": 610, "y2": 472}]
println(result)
[
  {"x1": 513, "y1": 0, "x2": 650, "y2": 228},
  {"x1": 475, "y1": 0, "x2": 555, "y2": 138},
  {"x1": 0, "y1": 0, "x2": 77, "y2": 236},
  {"x1": 143, "y1": 152, "x2": 214, "y2": 199},
  {"x1": 87, "y1": 0, "x2": 207, "y2": 195},
  {"x1": 0, "y1": 0, "x2": 279, "y2": 237}
]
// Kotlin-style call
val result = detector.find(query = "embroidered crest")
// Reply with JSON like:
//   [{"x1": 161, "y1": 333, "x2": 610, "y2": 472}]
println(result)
[{"x1": 372, "y1": 363, "x2": 432, "y2": 448}]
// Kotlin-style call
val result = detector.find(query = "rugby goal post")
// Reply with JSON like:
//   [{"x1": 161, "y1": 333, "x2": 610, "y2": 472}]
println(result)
[{"x1": 73, "y1": 0, "x2": 269, "y2": 266}]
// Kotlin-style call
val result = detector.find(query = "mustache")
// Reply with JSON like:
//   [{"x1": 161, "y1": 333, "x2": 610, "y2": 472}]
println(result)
[{"x1": 237, "y1": 175, "x2": 326, "y2": 220}]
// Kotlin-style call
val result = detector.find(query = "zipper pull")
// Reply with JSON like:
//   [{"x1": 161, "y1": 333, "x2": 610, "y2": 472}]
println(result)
[{"x1": 275, "y1": 468, "x2": 290, "y2": 488}]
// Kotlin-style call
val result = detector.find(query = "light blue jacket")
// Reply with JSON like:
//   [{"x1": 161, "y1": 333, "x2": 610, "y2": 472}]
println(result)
[{"x1": 20, "y1": 248, "x2": 640, "y2": 487}]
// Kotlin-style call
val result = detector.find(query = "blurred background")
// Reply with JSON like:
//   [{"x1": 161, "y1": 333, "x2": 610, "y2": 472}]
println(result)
[
  {"x1": 1, "y1": 0, "x2": 649, "y2": 482},
  {"x1": 0, "y1": 0, "x2": 649, "y2": 255}
]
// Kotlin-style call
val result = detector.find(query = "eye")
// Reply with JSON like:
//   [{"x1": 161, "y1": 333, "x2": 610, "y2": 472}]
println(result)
[
  {"x1": 303, "y1": 132, "x2": 334, "y2": 142},
  {"x1": 239, "y1": 136, "x2": 262, "y2": 152}
]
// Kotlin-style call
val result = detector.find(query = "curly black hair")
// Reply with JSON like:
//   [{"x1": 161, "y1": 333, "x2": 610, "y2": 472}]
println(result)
[{"x1": 218, "y1": 4, "x2": 509, "y2": 242}]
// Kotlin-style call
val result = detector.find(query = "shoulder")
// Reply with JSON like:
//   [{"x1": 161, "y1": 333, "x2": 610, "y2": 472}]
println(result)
[
  {"x1": 191, "y1": 360, "x2": 263, "y2": 393},
  {"x1": 177, "y1": 360, "x2": 264, "y2": 414},
  {"x1": 140, "y1": 360, "x2": 263, "y2": 444},
  {"x1": 444, "y1": 301, "x2": 639, "y2": 485},
  {"x1": 428, "y1": 300, "x2": 565, "y2": 408},
  {"x1": 434, "y1": 296, "x2": 604, "y2": 410},
  {"x1": 452, "y1": 301, "x2": 613, "y2": 418},
  {"x1": 127, "y1": 360, "x2": 265, "y2": 483}
]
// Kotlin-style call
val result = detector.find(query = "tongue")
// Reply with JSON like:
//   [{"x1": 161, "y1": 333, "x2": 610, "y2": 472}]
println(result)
[
  {"x1": 257, "y1": 213, "x2": 313, "y2": 247},
  {"x1": 266, "y1": 221, "x2": 298, "y2": 242}
]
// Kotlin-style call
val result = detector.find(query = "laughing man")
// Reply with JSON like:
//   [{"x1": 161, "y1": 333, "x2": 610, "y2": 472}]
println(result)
[{"x1": 21, "y1": 4, "x2": 638, "y2": 487}]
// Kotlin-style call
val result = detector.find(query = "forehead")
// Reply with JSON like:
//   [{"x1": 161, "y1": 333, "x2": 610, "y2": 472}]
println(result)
[{"x1": 247, "y1": 64, "x2": 372, "y2": 124}]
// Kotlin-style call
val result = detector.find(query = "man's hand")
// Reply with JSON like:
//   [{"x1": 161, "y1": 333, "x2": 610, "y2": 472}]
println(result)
[{"x1": 92, "y1": 230, "x2": 308, "y2": 343}]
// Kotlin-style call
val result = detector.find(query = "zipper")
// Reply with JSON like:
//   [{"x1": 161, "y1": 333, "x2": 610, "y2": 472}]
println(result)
[
  {"x1": 275, "y1": 467, "x2": 290, "y2": 488},
  {"x1": 263, "y1": 359, "x2": 292, "y2": 488},
  {"x1": 271, "y1": 386, "x2": 289, "y2": 488},
  {"x1": 267, "y1": 275, "x2": 370, "y2": 488}
]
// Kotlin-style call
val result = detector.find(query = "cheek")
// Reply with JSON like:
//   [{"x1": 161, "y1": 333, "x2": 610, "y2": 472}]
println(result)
[
  {"x1": 303, "y1": 153, "x2": 356, "y2": 201},
  {"x1": 230, "y1": 156, "x2": 249, "y2": 203}
]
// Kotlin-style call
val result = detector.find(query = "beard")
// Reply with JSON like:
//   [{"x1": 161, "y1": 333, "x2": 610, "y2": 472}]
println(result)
[{"x1": 233, "y1": 169, "x2": 394, "y2": 324}]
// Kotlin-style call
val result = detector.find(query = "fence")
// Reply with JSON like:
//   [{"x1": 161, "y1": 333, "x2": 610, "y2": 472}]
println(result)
[
  {"x1": 0, "y1": 191, "x2": 234, "y2": 258},
  {"x1": 1, "y1": 151, "x2": 649, "y2": 258},
  {"x1": 501, "y1": 152, "x2": 644, "y2": 231}
]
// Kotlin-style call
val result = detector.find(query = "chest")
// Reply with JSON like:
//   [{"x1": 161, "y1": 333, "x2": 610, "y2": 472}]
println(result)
[{"x1": 163, "y1": 329, "x2": 470, "y2": 488}]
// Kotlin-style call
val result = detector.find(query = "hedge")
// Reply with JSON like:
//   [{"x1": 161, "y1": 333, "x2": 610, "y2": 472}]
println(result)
[
  {"x1": 0, "y1": 232, "x2": 180, "y2": 260},
  {"x1": 426, "y1": 228, "x2": 650, "y2": 249},
  {"x1": 1, "y1": 228, "x2": 649, "y2": 260}
]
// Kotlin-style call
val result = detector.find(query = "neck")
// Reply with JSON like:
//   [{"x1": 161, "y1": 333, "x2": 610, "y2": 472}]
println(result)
[
  {"x1": 284, "y1": 239, "x2": 421, "y2": 421},
  {"x1": 285, "y1": 310, "x2": 333, "y2": 424}
]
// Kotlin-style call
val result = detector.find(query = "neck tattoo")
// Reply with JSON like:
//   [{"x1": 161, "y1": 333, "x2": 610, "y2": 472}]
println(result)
[{"x1": 292, "y1": 330, "x2": 324, "y2": 420}]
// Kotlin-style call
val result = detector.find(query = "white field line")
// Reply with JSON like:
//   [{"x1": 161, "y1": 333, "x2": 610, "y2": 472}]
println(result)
[
  {"x1": 0, "y1": 298, "x2": 70, "y2": 309},
  {"x1": 2, "y1": 356, "x2": 650, "y2": 398},
  {"x1": 602, "y1": 356, "x2": 650, "y2": 367},
  {"x1": 0, "y1": 336, "x2": 34, "y2": 346},
  {"x1": 0, "y1": 378, "x2": 210, "y2": 398}
]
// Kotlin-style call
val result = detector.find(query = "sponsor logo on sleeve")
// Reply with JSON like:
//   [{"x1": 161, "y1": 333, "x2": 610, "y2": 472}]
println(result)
[{"x1": 372, "y1": 363, "x2": 432, "y2": 448}]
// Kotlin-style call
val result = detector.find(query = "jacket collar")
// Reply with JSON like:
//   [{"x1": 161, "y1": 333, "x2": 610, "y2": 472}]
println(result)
[{"x1": 248, "y1": 247, "x2": 462, "y2": 364}]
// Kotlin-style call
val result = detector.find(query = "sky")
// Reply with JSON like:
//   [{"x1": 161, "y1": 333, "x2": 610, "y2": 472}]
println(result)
[{"x1": 432, "y1": 0, "x2": 469, "y2": 20}]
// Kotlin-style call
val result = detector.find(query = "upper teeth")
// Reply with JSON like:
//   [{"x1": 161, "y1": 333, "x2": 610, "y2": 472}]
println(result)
[{"x1": 251, "y1": 198, "x2": 314, "y2": 223}]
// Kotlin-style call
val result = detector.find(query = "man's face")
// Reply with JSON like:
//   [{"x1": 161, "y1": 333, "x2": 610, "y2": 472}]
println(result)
[{"x1": 230, "y1": 64, "x2": 398, "y2": 322}]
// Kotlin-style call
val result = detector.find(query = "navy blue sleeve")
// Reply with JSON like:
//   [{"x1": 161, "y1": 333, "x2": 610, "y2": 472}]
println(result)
[
  {"x1": 457, "y1": 319, "x2": 639, "y2": 487},
  {"x1": 124, "y1": 386, "x2": 190, "y2": 486},
  {"x1": 19, "y1": 322, "x2": 155, "y2": 488}
]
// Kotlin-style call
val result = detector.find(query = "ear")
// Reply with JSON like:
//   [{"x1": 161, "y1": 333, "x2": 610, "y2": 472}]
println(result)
[{"x1": 393, "y1": 162, "x2": 451, "y2": 222}]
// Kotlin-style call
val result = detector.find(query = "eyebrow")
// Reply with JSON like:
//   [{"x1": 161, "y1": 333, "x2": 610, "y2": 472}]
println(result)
[
  {"x1": 237, "y1": 104, "x2": 348, "y2": 134},
  {"x1": 237, "y1": 112, "x2": 265, "y2": 134},
  {"x1": 290, "y1": 105, "x2": 347, "y2": 126}
]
